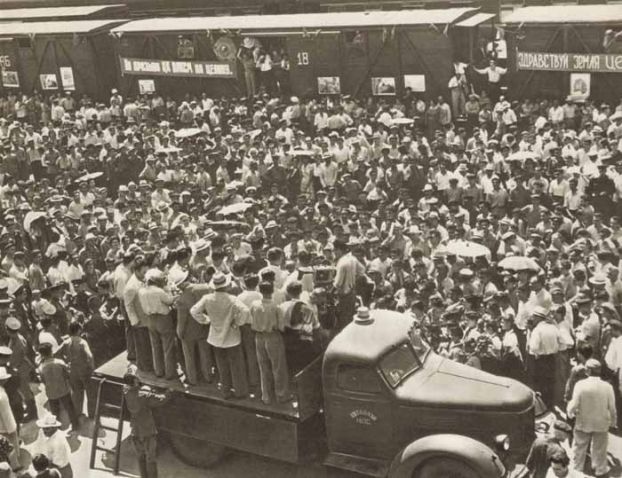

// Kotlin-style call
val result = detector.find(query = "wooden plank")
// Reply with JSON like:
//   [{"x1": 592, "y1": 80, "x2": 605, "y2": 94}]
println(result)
[{"x1": 94, "y1": 352, "x2": 307, "y2": 421}]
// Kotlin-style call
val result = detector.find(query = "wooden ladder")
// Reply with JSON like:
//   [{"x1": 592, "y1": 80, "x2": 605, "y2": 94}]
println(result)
[{"x1": 89, "y1": 378, "x2": 126, "y2": 475}]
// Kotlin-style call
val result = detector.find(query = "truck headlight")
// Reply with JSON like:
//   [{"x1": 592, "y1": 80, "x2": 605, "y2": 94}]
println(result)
[{"x1": 494, "y1": 434, "x2": 510, "y2": 452}]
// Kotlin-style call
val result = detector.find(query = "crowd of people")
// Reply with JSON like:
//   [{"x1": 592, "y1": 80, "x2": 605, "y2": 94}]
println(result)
[{"x1": 0, "y1": 71, "x2": 621, "y2": 477}]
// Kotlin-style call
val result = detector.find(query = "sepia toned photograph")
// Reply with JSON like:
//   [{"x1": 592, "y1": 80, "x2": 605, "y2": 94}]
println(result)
[{"x1": 0, "y1": 2, "x2": 621, "y2": 478}]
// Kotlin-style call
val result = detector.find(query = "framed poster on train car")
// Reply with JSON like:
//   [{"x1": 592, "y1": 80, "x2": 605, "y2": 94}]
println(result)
[
  {"x1": 139, "y1": 79, "x2": 156, "y2": 95},
  {"x1": 59, "y1": 67, "x2": 75, "y2": 91},
  {"x1": 1, "y1": 70, "x2": 19, "y2": 88},
  {"x1": 371, "y1": 77, "x2": 396, "y2": 96},
  {"x1": 569, "y1": 73, "x2": 590, "y2": 100},
  {"x1": 404, "y1": 74, "x2": 425, "y2": 92},
  {"x1": 318, "y1": 77, "x2": 341, "y2": 95},
  {"x1": 40, "y1": 74, "x2": 59, "y2": 90}
]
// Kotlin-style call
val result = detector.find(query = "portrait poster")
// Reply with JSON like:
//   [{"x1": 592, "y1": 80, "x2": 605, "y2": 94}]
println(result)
[
  {"x1": 569, "y1": 73, "x2": 590, "y2": 99},
  {"x1": 39, "y1": 73, "x2": 58, "y2": 90},
  {"x1": 59, "y1": 67, "x2": 75, "y2": 90},
  {"x1": 1, "y1": 70, "x2": 19, "y2": 88},
  {"x1": 371, "y1": 77, "x2": 396, "y2": 95},
  {"x1": 317, "y1": 76, "x2": 341, "y2": 95},
  {"x1": 138, "y1": 79, "x2": 156, "y2": 94},
  {"x1": 403, "y1": 74, "x2": 426, "y2": 92}
]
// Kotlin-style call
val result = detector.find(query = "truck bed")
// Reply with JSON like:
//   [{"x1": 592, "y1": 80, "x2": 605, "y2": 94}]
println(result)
[
  {"x1": 89, "y1": 352, "x2": 325, "y2": 464},
  {"x1": 93, "y1": 352, "x2": 320, "y2": 421}
]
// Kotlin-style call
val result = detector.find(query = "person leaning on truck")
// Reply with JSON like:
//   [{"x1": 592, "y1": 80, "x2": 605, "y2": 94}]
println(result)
[
  {"x1": 190, "y1": 272, "x2": 250, "y2": 400},
  {"x1": 123, "y1": 365, "x2": 171, "y2": 478},
  {"x1": 170, "y1": 269, "x2": 215, "y2": 385},
  {"x1": 138, "y1": 269, "x2": 177, "y2": 381}
]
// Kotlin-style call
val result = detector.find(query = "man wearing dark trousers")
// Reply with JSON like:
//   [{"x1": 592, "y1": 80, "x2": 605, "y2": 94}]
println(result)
[{"x1": 123, "y1": 366, "x2": 171, "y2": 478}]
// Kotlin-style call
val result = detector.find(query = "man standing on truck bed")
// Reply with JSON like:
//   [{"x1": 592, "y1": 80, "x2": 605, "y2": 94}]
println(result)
[
  {"x1": 249, "y1": 281, "x2": 291, "y2": 405},
  {"x1": 190, "y1": 272, "x2": 249, "y2": 399},
  {"x1": 171, "y1": 269, "x2": 215, "y2": 385},
  {"x1": 123, "y1": 365, "x2": 171, "y2": 478}
]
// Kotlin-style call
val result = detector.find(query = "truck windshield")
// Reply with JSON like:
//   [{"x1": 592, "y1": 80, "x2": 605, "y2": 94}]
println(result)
[{"x1": 379, "y1": 343, "x2": 421, "y2": 388}]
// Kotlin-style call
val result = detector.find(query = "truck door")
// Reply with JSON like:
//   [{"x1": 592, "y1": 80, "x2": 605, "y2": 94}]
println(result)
[{"x1": 325, "y1": 363, "x2": 393, "y2": 459}]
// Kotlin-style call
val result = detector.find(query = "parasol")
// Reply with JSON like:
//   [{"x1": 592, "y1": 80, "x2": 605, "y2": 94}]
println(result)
[
  {"x1": 451, "y1": 240, "x2": 491, "y2": 258},
  {"x1": 175, "y1": 128, "x2": 203, "y2": 139},
  {"x1": 75, "y1": 171, "x2": 104, "y2": 183},
  {"x1": 507, "y1": 151, "x2": 535, "y2": 162},
  {"x1": 204, "y1": 220, "x2": 251, "y2": 229},
  {"x1": 498, "y1": 256, "x2": 540, "y2": 272},
  {"x1": 292, "y1": 150, "x2": 315, "y2": 157},
  {"x1": 217, "y1": 203, "x2": 253, "y2": 216},
  {"x1": 23, "y1": 211, "x2": 47, "y2": 233},
  {"x1": 156, "y1": 147, "x2": 182, "y2": 154},
  {"x1": 392, "y1": 118, "x2": 414, "y2": 126}
]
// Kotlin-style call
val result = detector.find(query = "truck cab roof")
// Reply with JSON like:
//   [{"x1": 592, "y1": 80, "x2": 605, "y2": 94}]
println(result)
[{"x1": 324, "y1": 309, "x2": 414, "y2": 366}]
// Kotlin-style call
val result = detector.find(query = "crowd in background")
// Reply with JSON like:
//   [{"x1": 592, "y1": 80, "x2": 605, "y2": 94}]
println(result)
[{"x1": 0, "y1": 73, "x2": 621, "y2": 476}]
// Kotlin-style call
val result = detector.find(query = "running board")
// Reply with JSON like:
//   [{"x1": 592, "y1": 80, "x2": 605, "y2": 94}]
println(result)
[{"x1": 324, "y1": 452, "x2": 389, "y2": 477}]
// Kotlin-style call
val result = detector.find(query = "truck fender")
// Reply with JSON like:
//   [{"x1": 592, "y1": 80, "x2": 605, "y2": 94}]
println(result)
[{"x1": 387, "y1": 434, "x2": 505, "y2": 478}]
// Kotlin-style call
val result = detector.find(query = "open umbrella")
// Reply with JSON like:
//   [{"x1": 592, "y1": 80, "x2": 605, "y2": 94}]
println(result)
[
  {"x1": 507, "y1": 151, "x2": 535, "y2": 162},
  {"x1": 175, "y1": 128, "x2": 203, "y2": 139},
  {"x1": 204, "y1": 220, "x2": 251, "y2": 229},
  {"x1": 75, "y1": 171, "x2": 104, "y2": 183},
  {"x1": 392, "y1": 117, "x2": 414, "y2": 126},
  {"x1": 217, "y1": 203, "x2": 253, "y2": 216},
  {"x1": 23, "y1": 211, "x2": 47, "y2": 233},
  {"x1": 498, "y1": 256, "x2": 540, "y2": 272},
  {"x1": 451, "y1": 240, "x2": 491, "y2": 258},
  {"x1": 292, "y1": 150, "x2": 315, "y2": 158}
]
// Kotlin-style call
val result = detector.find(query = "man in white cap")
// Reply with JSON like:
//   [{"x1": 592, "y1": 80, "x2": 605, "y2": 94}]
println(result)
[
  {"x1": 190, "y1": 272, "x2": 249, "y2": 399},
  {"x1": 528, "y1": 306, "x2": 561, "y2": 408},
  {"x1": 568, "y1": 358, "x2": 616, "y2": 477},
  {"x1": 35, "y1": 414, "x2": 72, "y2": 478},
  {"x1": 138, "y1": 269, "x2": 177, "y2": 380}
]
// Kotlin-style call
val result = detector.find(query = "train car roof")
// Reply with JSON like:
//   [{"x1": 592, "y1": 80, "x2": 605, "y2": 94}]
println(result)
[
  {"x1": 0, "y1": 19, "x2": 125, "y2": 36},
  {"x1": 0, "y1": 4, "x2": 126, "y2": 21},
  {"x1": 504, "y1": 5, "x2": 622, "y2": 24},
  {"x1": 112, "y1": 7, "x2": 477, "y2": 34}
]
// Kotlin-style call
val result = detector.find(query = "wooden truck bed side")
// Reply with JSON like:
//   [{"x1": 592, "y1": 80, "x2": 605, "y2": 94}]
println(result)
[{"x1": 88, "y1": 352, "x2": 325, "y2": 464}]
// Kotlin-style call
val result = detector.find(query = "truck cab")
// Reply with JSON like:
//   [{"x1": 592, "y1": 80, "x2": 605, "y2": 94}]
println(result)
[{"x1": 322, "y1": 309, "x2": 535, "y2": 477}]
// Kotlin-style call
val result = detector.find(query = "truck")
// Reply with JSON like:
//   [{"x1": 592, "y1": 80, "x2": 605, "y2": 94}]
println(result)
[{"x1": 89, "y1": 309, "x2": 536, "y2": 478}]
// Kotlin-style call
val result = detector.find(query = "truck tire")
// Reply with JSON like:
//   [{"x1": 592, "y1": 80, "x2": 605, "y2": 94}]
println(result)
[
  {"x1": 414, "y1": 458, "x2": 480, "y2": 478},
  {"x1": 169, "y1": 433, "x2": 228, "y2": 468}
]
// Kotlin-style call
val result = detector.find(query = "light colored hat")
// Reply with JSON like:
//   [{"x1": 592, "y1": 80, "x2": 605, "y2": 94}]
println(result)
[
  {"x1": 194, "y1": 239, "x2": 210, "y2": 253},
  {"x1": 5, "y1": 317, "x2": 20, "y2": 331},
  {"x1": 532, "y1": 306, "x2": 548, "y2": 320},
  {"x1": 169, "y1": 269, "x2": 189, "y2": 288},
  {"x1": 145, "y1": 268, "x2": 165, "y2": 284},
  {"x1": 0, "y1": 367, "x2": 11, "y2": 381},
  {"x1": 211, "y1": 273, "x2": 230, "y2": 290},
  {"x1": 37, "y1": 414, "x2": 62, "y2": 428}
]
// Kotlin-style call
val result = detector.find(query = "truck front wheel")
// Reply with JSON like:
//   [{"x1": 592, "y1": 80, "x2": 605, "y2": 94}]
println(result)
[
  {"x1": 169, "y1": 433, "x2": 228, "y2": 468},
  {"x1": 414, "y1": 458, "x2": 480, "y2": 478}
]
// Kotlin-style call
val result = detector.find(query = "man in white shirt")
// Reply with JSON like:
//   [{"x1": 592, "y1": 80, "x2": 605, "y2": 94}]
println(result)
[
  {"x1": 528, "y1": 306, "x2": 561, "y2": 408},
  {"x1": 567, "y1": 359, "x2": 616, "y2": 477},
  {"x1": 333, "y1": 240, "x2": 366, "y2": 330},
  {"x1": 36, "y1": 414, "x2": 72, "y2": 477},
  {"x1": 138, "y1": 269, "x2": 176, "y2": 380},
  {"x1": 190, "y1": 273, "x2": 249, "y2": 399}
]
